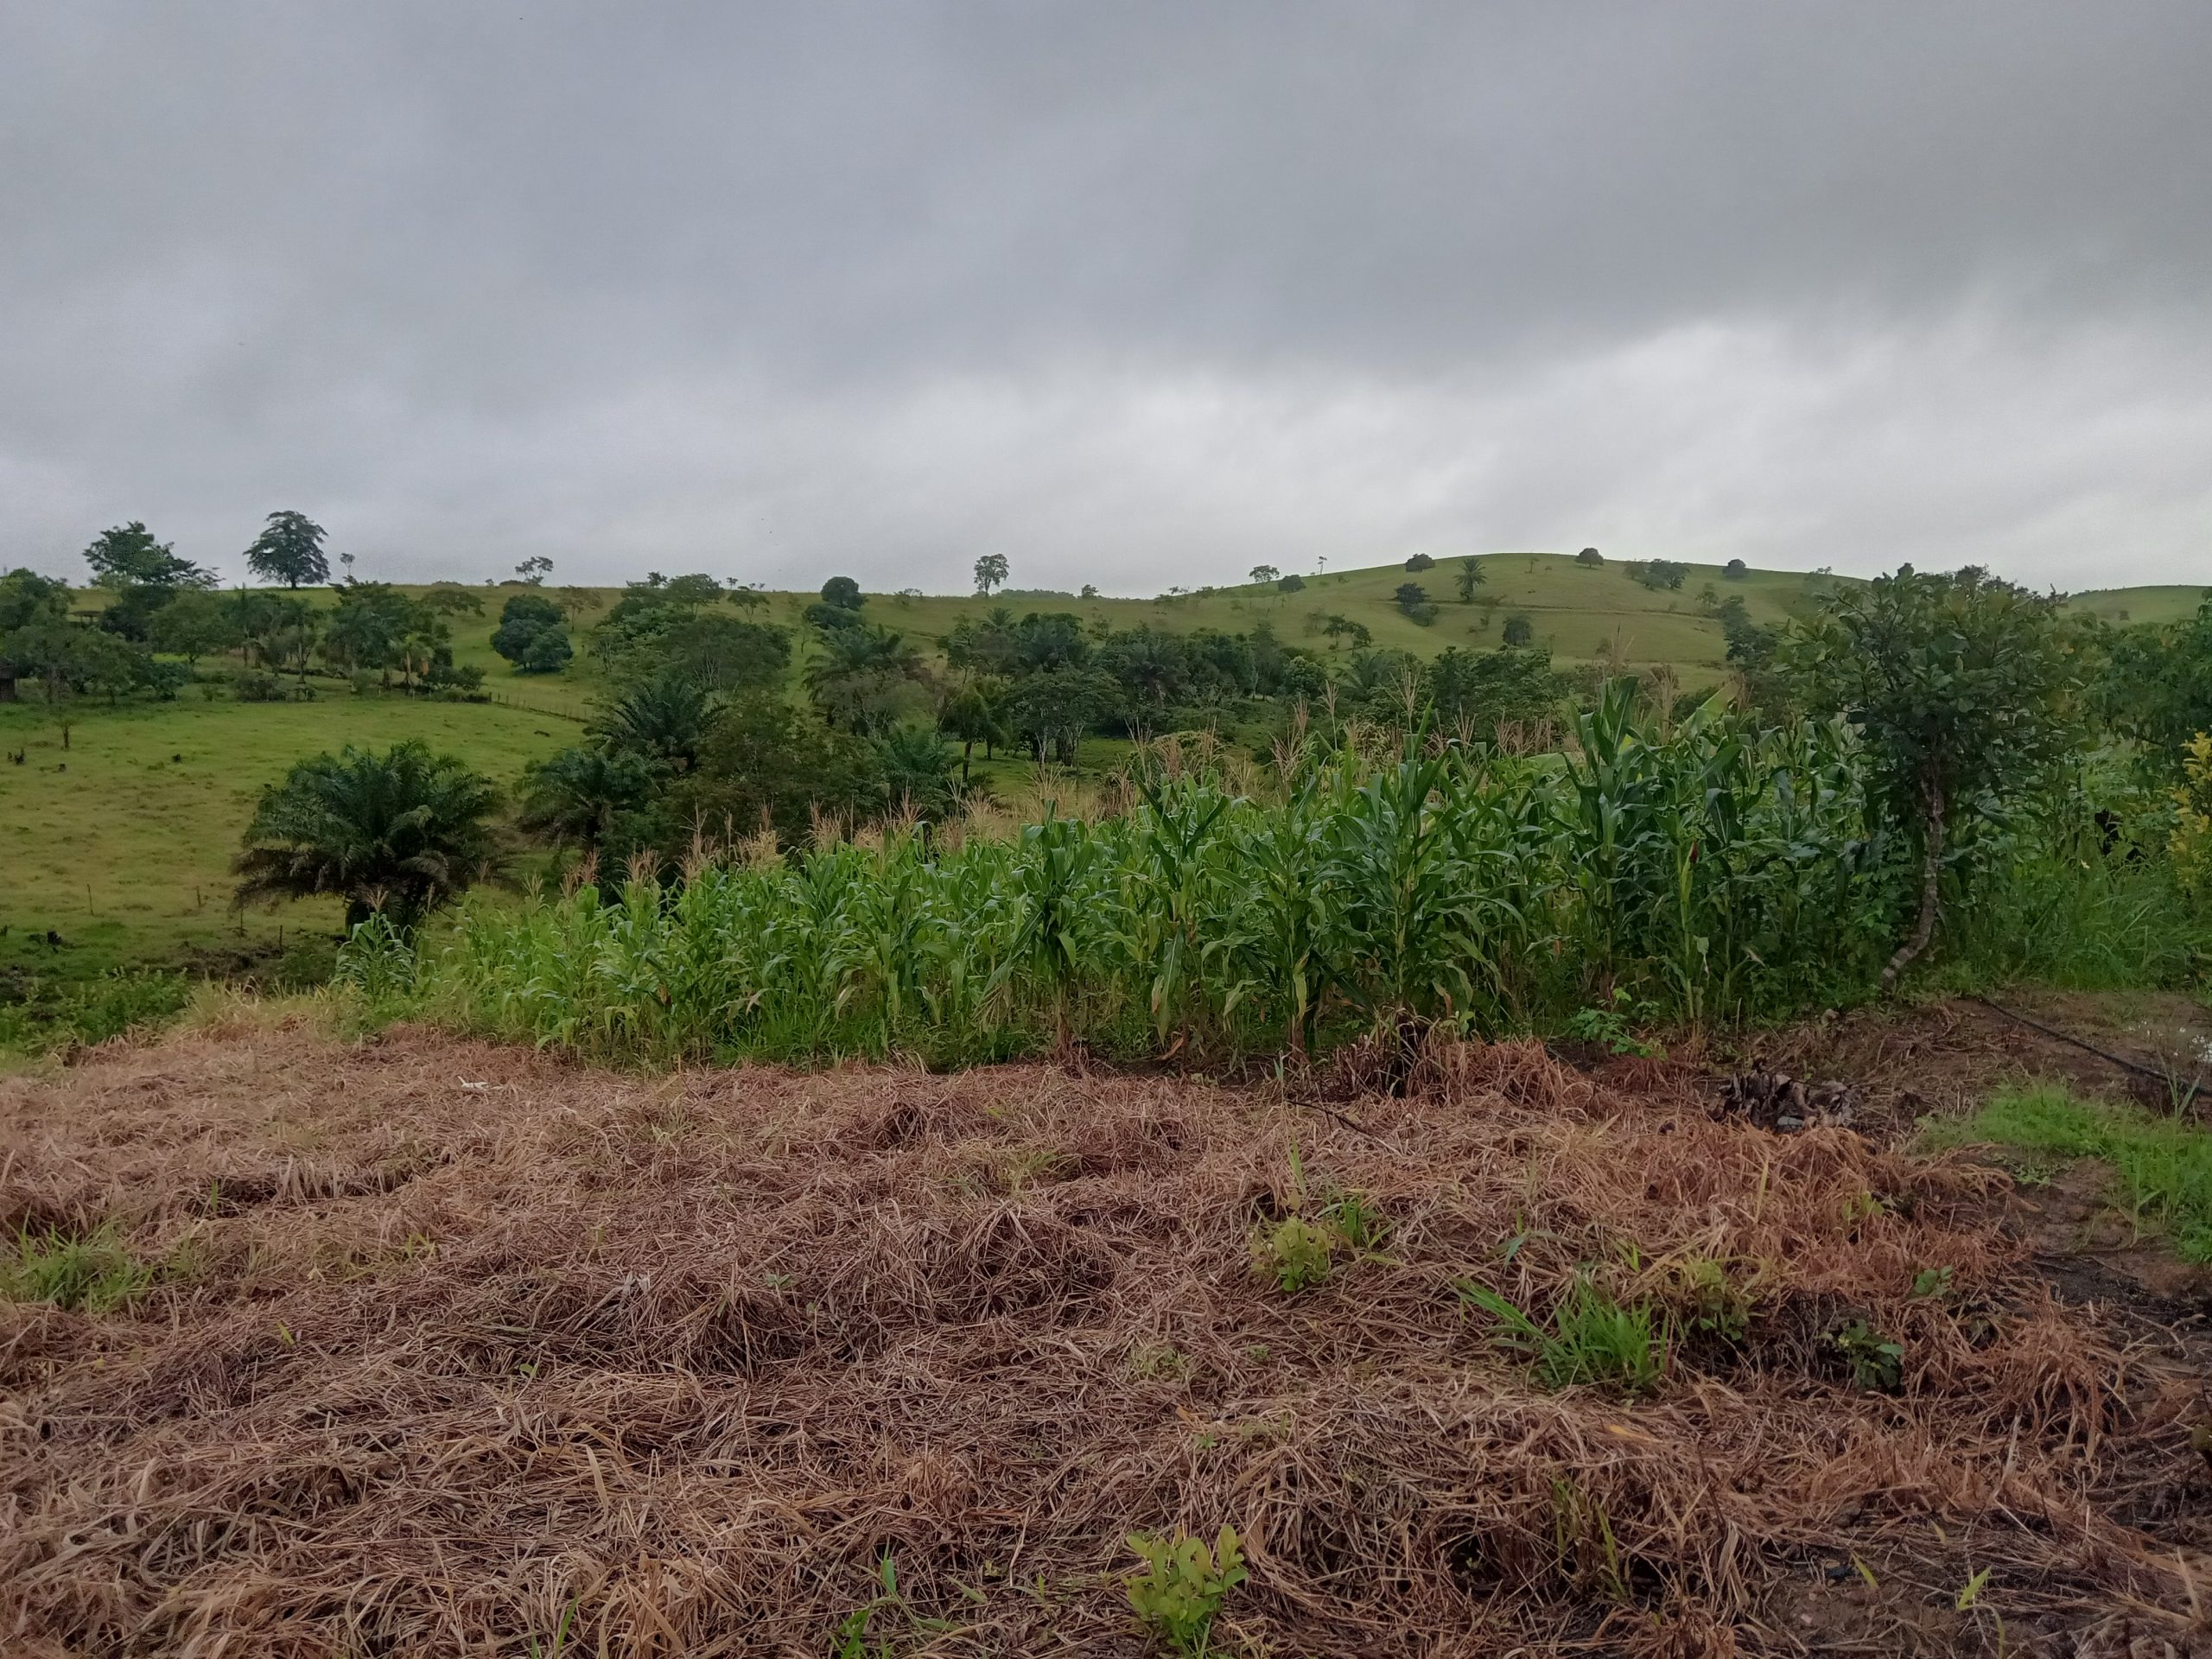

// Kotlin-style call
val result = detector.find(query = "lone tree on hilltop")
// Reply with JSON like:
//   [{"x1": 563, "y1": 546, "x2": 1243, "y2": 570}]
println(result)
[
  {"x1": 1779, "y1": 565, "x2": 2082, "y2": 988},
  {"x1": 234, "y1": 742, "x2": 505, "y2": 930},
  {"x1": 973, "y1": 554, "x2": 1008, "y2": 596},
  {"x1": 245, "y1": 511, "x2": 330, "y2": 588},
  {"x1": 1576, "y1": 547, "x2": 1604, "y2": 567},
  {"x1": 84, "y1": 521, "x2": 209, "y2": 588},
  {"x1": 1249, "y1": 564, "x2": 1280, "y2": 585}
]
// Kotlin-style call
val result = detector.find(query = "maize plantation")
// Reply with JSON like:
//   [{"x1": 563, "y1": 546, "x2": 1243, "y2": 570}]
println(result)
[{"x1": 358, "y1": 686, "x2": 1935, "y2": 1065}]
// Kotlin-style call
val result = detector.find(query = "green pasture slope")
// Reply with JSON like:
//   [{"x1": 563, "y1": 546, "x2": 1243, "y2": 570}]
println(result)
[
  {"x1": 439, "y1": 551, "x2": 1823, "y2": 687},
  {"x1": 0, "y1": 698, "x2": 568, "y2": 983}
]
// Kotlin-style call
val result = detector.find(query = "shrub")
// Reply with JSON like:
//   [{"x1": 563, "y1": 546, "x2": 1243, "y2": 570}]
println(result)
[
  {"x1": 1724, "y1": 557, "x2": 1748, "y2": 579},
  {"x1": 1501, "y1": 613, "x2": 1535, "y2": 646},
  {"x1": 1403, "y1": 553, "x2": 1436, "y2": 572}
]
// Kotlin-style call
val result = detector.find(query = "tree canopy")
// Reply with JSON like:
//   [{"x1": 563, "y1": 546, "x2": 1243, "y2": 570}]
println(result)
[{"x1": 244, "y1": 511, "x2": 331, "y2": 588}]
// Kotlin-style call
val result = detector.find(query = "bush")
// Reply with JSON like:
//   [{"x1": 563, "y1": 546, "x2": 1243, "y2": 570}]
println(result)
[
  {"x1": 518, "y1": 627, "x2": 573, "y2": 674},
  {"x1": 1403, "y1": 553, "x2": 1435, "y2": 572},
  {"x1": 233, "y1": 667, "x2": 287, "y2": 702},
  {"x1": 1724, "y1": 557, "x2": 1748, "y2": 580},
  {"x1": 1275, "y1": 573, "x2": 1305, "y2": 594}
]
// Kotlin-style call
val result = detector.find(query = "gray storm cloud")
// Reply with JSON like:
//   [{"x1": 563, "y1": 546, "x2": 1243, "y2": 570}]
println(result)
[{"x1": 3, "y1": 3, "x2": 2209, "y2": 591}]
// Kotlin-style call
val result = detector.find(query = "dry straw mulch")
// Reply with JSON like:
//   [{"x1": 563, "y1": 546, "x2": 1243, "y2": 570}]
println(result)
[{"x1": 2, "y1": 1013, "x2": 2207, "y2": 1656}]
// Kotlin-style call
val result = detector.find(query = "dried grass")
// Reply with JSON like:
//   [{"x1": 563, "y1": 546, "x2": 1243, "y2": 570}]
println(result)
[{"x1": 1, "y1": 1025, "x2": 2207, "y2": 1656}]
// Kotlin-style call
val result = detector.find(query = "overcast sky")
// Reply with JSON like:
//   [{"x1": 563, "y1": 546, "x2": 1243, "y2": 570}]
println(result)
[{"x1": 5, "y1": 3, "x2": 2209, "y2": 594}]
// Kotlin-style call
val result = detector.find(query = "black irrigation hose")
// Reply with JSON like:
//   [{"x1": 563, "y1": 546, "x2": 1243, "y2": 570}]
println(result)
[{"x1": 1962, "y1": 993, "x2": 2202, "y2": 1104}]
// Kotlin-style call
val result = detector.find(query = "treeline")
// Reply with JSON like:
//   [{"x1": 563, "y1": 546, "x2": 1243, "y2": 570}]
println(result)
[
  {"x1": 0, "y1": 517, "x2": 492, "y2": 704},
  {"x1": 505, "y1": 570, "x2": 1576, "y2": 865}
]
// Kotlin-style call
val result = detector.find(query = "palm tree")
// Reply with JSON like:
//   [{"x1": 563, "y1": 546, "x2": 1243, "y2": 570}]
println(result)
[
  {"x1": 518, "y1": 746, "x2": 659, "y2": 853},
  {"x1": 804, "y1": 624, "x2": 929, "y2": 735},
  {"x1": 588, "y1": 672, "x2": 715, "y2": 771},
  {"x1": 233, "y1": 742, "x2": 505, "y2": 928}
]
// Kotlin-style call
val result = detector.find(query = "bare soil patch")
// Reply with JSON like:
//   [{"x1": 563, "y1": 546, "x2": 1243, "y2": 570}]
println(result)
[{"x1": 3, "y1": 1012, "x2": 2209, "y2": 1656}]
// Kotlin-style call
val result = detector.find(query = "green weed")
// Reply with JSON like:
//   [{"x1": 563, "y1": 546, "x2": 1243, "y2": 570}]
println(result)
[
  {"x1": 2, "y1": 1222, "x2": 154, "y2": 1313},
  {"x1": 1833, "y1": 1319, "x2": 1904, "y2": 1391},
  {"x1": 1252, "y1": 1216, "x2": 1334, "y2": 1294},
  {"x1": 1123, "y1": 1525, "x2": 1246, "y2": 1657},
  {"x1": 1458, "y1": 1274, "x2": 1668, "y2": 1392}
]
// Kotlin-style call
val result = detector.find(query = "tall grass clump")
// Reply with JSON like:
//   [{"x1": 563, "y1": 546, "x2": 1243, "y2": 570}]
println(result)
[{"x1": 359, "y1": 689, "x2": 1918, "y2": 1065}]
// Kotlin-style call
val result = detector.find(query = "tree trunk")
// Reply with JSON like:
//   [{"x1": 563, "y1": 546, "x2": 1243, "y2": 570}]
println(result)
[{"x1": 1882, "y1": 778, "x2": 1946, "y2": 989}]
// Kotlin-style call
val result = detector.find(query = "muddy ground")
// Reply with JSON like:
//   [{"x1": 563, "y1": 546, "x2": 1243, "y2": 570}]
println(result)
[{"x1": 2, "y1": 995, "x2": 2208, "y2": 1656}]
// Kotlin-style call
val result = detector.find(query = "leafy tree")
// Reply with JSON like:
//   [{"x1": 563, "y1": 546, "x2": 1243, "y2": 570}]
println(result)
[
  {"x1": 1424, "y1": 645, "x2": 1567, "y2": 740},
  {"x1": 518, "y1": 627, "x2": 573, "y2": 674},
  {"x1": 644, "y1": 613, "x2": 788, "y2": 693},
  {"x1": 1404, "y1": 553, "x2": 1436, "y2": 572},
  {"x1": 96, "y1": 582, "x2": 183, "y2": 643},
  {"x1": 818, "y1": 575, "x2": 864, "y2": 611},
  {"x1": 514, "y1": 555, "x2": 554, "y2": 583},
  {"x1": 234, "y1": 742, "x2": 504, "y2": 928},
  {"x1": 2091, "y1": 595, "x2": 2212, "y2": 765},
  {"x1": 1249, "y1": 564, "x2": 1280, "y2": 585},
  {"x1": 321, "y1": 582, "x2": 415, "y2": 682},
  {"x1": 492, "y1": 593, "x2": 568, "y2": 666},
  {"x1": 974, "y1": 553, "x2": 1009, "y2": 596},
  {"x1": 518, "y1": 746, "x2": 660, "y2": 855},
  {"x1": 1275, "y1": 572, "x2": 1306, "y2": 594},
  {"x1": 420, "y1": 586, "x2": 485, "y2": 616},
  {"x1": 1080, "y1": 583, "x2": 1100, "y2": 599},
  {"x1": 672, "y1": 692, "x2": 882, "y2": 846},
  {"x1": 145, "y1": 588, "x2": 240, "y2": 663},
  {"x1": 1724, "y1": 557, "x2": 1749, "y2": 580},
  {"x1": 1394, "y1": 582, "x2": 1436, "y2": 624},
  {"x1": 84, "y1": 522, "x2": 209, "y2": 588},
  {"x1": 230, "y1": 590, "x2": 319, "y2": 676},
  {"x1": 592, "y1": 573, "x2": 731, "y2": 669},
  {"x1": 1319, "y1": 613, "x2": 1371, "y2": 650},
  {"x1": 1455, "y1": 558, "x2": 1484, "y2": 601},
  {"x1": 1779, "y1": 565, "x2": 2083, "y2": 985},
  {"x1": 1576, "y1": 547, "x2": 1604, "y2": 567},
  {"x1": 590, "y1": 672, "x2": 715, "y2": 772},
  {"x1": 1502, "y1": 613, "x2": 1535, "y2": 646},
  {"x1": 244, "y1": 510, "x2": 331, "y2": 588},
  {"x1": 1006, "y1": 667, "x2": 1118, "y2": 763},
  {"x1": 727, "y1": 582, "x2": 768, "y2": 612},
  {"x1": 1630, "y1": 559, "x2": 1688, "y2": 591},
  {"x1": 4, "y1": 614, "x2": 157, "y2": 702}
]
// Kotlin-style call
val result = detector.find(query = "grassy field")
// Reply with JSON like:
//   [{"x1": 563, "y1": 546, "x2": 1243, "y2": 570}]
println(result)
[{"x1": 0, "y1": 697, "x2": 568, "y2": 982}]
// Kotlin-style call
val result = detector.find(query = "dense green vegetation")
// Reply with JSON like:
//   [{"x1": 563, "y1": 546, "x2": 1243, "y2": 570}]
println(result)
[{"x1": 9, "y1": 518, "x2": 2212, "y2": 1071}]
